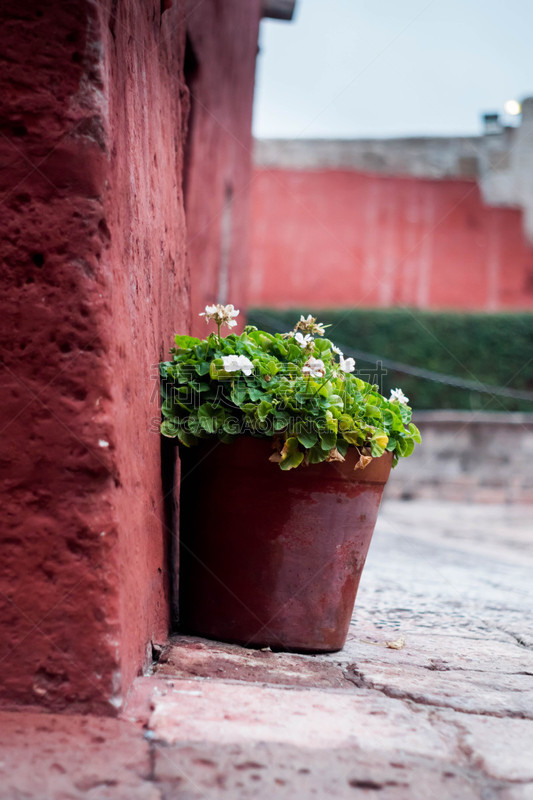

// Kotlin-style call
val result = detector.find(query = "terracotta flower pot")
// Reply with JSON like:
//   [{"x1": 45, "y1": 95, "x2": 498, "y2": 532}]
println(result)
[{"x1": 178, "y1": 437, "x2": 392, "y2": 653}]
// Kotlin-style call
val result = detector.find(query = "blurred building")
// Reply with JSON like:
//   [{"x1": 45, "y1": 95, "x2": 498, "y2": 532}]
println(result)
[{"x1": 250, "y1": 98, "x2": 533, "y2": 310}]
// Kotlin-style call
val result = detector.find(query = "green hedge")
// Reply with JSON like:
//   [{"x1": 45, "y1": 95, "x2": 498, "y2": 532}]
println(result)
[{"x1": 248, "y1": 308, "x2": 533, "y2": 412}]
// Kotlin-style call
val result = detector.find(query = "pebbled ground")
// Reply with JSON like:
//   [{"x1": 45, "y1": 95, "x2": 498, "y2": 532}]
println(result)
[{"x1": 1, "y1": 499, "x2": 532, "y2": 799}]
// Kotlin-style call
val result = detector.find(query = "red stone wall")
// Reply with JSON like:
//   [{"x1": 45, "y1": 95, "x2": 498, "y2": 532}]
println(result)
[
  {"x1": 249, "y1": 169, "x2": 533, "y2": 310},
  {"x1": 0, "y1": 0, "x2": 189, "y2": 714},
  {"x1": 0, "y1": 0, "x2": 260, "y2": 714},
  {"x1": 185, "y1": 0, "x2": 262, "y2": 336},
  {"x1": 101, "y1": 0, "x2": 191, "y2": 710}
]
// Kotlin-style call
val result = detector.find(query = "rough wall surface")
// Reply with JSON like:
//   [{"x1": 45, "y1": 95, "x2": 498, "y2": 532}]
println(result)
[
  {"x1": 184, "y1": 0, "x2": 261, "y2": 336},
  {"x1": 249, "y1": 168, "x2": 533, "y2": 310},
  {"x1": 385, "y1": 412, "x2": 533, "y2": 504},
  {"x1": 0, "y1": 0, "x2": 189, "y2": 713},
  {"x1": 100, "y1": 0, "x2": 190, "y2": 708}
]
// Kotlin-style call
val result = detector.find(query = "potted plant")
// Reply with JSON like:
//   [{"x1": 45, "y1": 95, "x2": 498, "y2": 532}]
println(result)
[{"x1": 160, "y1": 304, "x2": 420, "y2": 653}]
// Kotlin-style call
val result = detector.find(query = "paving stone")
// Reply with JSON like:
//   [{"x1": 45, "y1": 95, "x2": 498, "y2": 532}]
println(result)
[
  {"x1": 151, "y1": 741, "x2": 488, "y2": 799},
  {"x1": 0, "y1": 711, "x2": 156, "y2": 800},
  {"x1": 147, "y1": 678, "x2": 458, "y2": 757},
  {"x1": 438, "y1": 713, "x2": 533, "y2": 782},
  {"x1": 497, "y1": 786, "x2": 533, "y2": 800},
  {"x1": 155, "y1": 635, "x2": 349, "y2": 688}
]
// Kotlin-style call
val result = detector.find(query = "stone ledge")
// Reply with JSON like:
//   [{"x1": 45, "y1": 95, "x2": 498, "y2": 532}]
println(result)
[{"x1": 412, "y1": 410, "x2": 533, "y2": 426}]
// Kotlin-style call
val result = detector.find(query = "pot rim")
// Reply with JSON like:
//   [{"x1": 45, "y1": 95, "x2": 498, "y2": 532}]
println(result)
[{"x1": 179, "y1": 434, "x2": 393, "y2": 485}]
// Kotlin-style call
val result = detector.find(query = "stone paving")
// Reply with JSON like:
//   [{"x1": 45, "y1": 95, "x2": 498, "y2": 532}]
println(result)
[{"x1": 1, "y1": 499, "x2": 532, "y2": 799}]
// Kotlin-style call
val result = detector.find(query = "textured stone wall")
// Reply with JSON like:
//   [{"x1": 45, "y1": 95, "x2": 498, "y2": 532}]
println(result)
[
  {"x1": 0, "y1": 0, "x2": 188, "y2": 714},
  {"x1": 249, "y1": 168, "x2": 533, "y2": 310},
  {"x1": 385, "y1": 412, "x2": 533, "y2": 504}
]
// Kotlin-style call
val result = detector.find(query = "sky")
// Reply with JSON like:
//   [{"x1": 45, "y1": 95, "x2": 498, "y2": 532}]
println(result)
[{"x1": 253, "y1": 0, "x2": 532, "y2": 140}]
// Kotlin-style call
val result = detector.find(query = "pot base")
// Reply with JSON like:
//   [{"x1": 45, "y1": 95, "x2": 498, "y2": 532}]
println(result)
[{"x1": 178, "y1": 437, "x2": 391, "y2": 653}]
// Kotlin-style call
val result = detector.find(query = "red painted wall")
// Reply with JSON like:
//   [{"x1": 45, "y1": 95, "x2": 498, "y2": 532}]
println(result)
[
  {"x1": 249, "y1": 169, "x2": 533, "y2": 310},
  {"x1": 0, "y1": 0, "x2": 259, "y2": 714}
]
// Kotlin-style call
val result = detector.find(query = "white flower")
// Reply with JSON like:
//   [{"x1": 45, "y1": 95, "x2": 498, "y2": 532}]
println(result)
[
  {"x1": 221, "y1": 354, "x2": 254, "y2": 376},
  {"x1": 390, "y1": 388, "x2": 409, "y2": 404},
  {"x1": 199, "y1": 303, "x2": 240, "y2": 330},
  {"x1": 221, "y1": 354, "x2": 240, "y2": 371},
  {"x1": 296, "y1": 314, "x2": 327, "y2": 336},
  {"x1": 331, "y1": 344, "x2": 343, "y2": 356},
  {"x1": 224, "y1": 304, "x2": 240, "y2": 328},
  {"x1": 294, "y1": 332, "x2": 313, "y2": 348},
  {"x1": 339, "y1": 355, "x2": 355, "y2": 373},
  {"x1": 302, "y1": 357, "x2": 326, "y2": 379},
  {"x1": 236, "y1": 355, "x2": 253, "y2": 376}
]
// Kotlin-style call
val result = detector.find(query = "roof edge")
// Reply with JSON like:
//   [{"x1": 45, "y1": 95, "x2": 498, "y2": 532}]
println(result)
[{"x1": 261, "y1": 0, "x2": 297, "y2": 21}]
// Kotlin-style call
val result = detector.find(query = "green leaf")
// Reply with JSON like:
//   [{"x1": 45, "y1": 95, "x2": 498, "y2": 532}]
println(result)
[
  {"x1": 314, "y1": 338, "x2": 331, "y2": 354},
  {"x1": 307, "y1": 444, "x2": 329, "y2": 464},
  {"x1": 159, "y1": 362, "x2": 171, "y2": 378},
  {"x1": 296, "y1": 427, "x2": 318, "y2": 449},
  {"x1": 396, "y1": 437, "x2": 415, "y2": 458},
  {"x1": 161, "y1": 419, "x2": 180, "y2": 438},
  {"x1": 265, "y1": 359, "x2": 280, "y2": 376},
  {"x1": 209, "y1": 360, "x2": 222, "y2": 380},
  {"x1": 197, "y1": 403, "x2": 224, "y2": 433},
  {"x1": 338, "y1": 413, "x2": 362, "y2": 444},
  {"x1": 319, "y1": 430, "x2": 337, "y2": 450},
  {"x1": 370, "y1": 440, "x2": 385, "y2": 457},
  {"x1": 176, "y1": 429, "x2": 199, "y2": 447},
  {"x1": 370, "y1": 430, "x2": 389, "y2": 457},
  {"x1": 341, "y1": 429, "x2": 363, "y2": 445},
  {"x1": 325, "y1": 410, "x2": 338, "y2": 433},
  {"x1": 257, "y1": 400, "x2": 273, "y2": 422},
  {"x1": 248, "y1": 387, "x2": 265, "y2": 402},
  {"x1": 174, "y1": 334, "x2": 201, "y2": 351},
  {"x1": 279, "y1": 437, "x2": 304, "y2": 470},
  {"x1": 338, "y1": 413, "x2": 354, "y2": 432},
  {"x1": 408, "y1": 422, "x2": 422, "y2": 443},
  {"x1": 400, "y1": 404, "x2": 412, "y2": 424},
  {"x1": 326, "y1": 394, "x2": 344, "y2": 409},
  {"x1": 382, "y1": 409, "x2": 394, "y2": 427},
  {"x1": 273, "y1": 411, "x2": 290, "y2": 430},
  {"x1": 336, "y1": 439, "x2": 349, "y2": 457},
  {"x1": 287, "y1": 343, "x2": 303, "y2": 361},
  {"x1": 231, "y1": 382, "x2": 247, "y2": 405}
]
